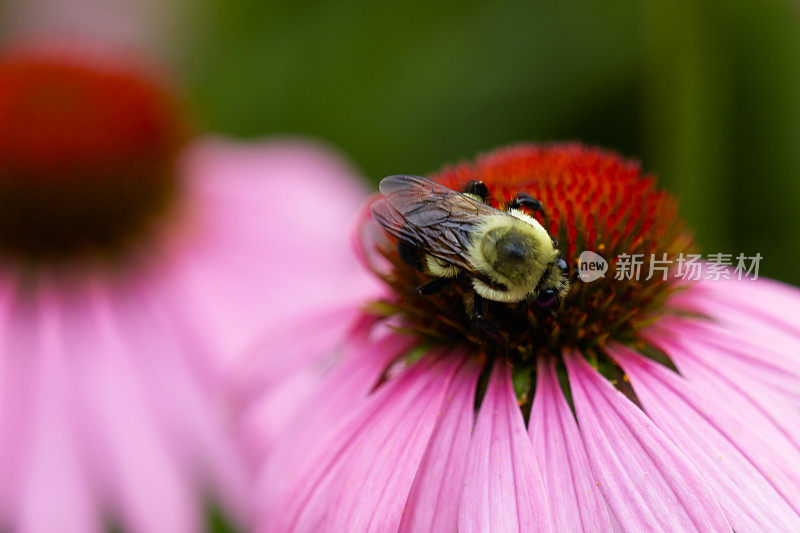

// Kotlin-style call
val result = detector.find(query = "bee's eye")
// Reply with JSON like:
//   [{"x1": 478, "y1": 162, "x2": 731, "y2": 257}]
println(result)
[
  {"x1": 557, "y1": 258, "x2": 568, "y2": 272},
  {"x1": 536, "y1": 288, "x2": 558, "y2": 307}
]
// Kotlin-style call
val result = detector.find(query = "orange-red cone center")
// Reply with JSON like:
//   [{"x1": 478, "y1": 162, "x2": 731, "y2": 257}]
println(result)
[
  {"x1": 364, "y1": 144, "x2": 694, "y2": 365},
  {"x1": 0, "y1": 49, "x2": 185, "y2": 260}
]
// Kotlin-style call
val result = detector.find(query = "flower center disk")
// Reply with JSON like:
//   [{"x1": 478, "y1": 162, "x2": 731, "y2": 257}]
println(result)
[
  {"x1": 365, "y1": 144, "x2": 693, "y2": 369},
  {"x1": 0, "y1": 49, "x2": 185, "y2": 260}
]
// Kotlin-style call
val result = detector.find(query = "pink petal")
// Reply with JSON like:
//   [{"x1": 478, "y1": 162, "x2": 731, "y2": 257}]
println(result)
[
  {"x1": 0, "y1": 286, "x2": 40, "y2": 528},
  {"x1": 325, "y1": 357, "x2": 463, "y2": 531},
  {"x1": 236, "y1": 304, "x2": 366, "y2": 404},
  {"x1": 459, "y1": 362, "x2": 551, "y2": 533},
  {"x1": 236, "y1": 311, "x2": 383, "y2": 467},
  {"x1": 530, "y1": 358, "x2": 611, "y2": 532},
  {"x1": 17, "y1": 287, "x2": 99, "y2": 533},
  {"x1": 238, "y1": 362, "x2": 319, "y2": 470},
  {"x1": 609, "y1": 342, "x2": 800, "y2": 530},
  {"x1": 644, "y1": 328, "x2": 800, "y2": 513},
  {"x1": 104, "y1": 284, "x2": 251, "y2": 526},
  {"x1": 399, "y1": 354, "x2": 481, "y2": 532},
  {"x1": 164, "y1": 138, "x2": 378, "y2": 364},
  {"x1": 670, "y1": 282, "x2": 800, "y2": 356},
  {"x1": 253, "y1": 331, "x2": 414, "y2": 499},
  {"x1": 564, "y1": 352, "x2": 730, "y2": 532},
  {"x1": 65, "y1": 285, "x2": 198, "y2": 533},
  {"x1": 262, "y1": 356, "x2": 460, "y2": 532},
  {"x1": 696, "y1": 277, "x2": 800, "y2": 332},
  {"x1": 652, "y1": 316, "x2": 800, "y2": 402}
]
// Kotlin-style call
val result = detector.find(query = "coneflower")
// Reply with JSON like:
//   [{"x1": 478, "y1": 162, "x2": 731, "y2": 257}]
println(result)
[
  {"x1": 0, "y1": 44, "x2": 368, "y2": 533},
  {"x1": 243, "y1": 143, "x2": 800, "y2": 532}
]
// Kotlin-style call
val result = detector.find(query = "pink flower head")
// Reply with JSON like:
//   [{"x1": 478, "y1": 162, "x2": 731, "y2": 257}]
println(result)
[
  {"x1": 0, "y1": 45, "x2": 368, "y2": 532},
  {"x1": 244, "y1": 144, "x2": 800, "y2": 531}
]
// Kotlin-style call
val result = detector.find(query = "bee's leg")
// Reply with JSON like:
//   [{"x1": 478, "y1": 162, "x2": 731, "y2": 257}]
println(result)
[
  {"x1": 468, "y1": 293, "x2": 503, "y2": 340},
  {"x1": 417, "y1": 277, "x2": 452, "y2": 296},
  {"x1": 507, "y1": 193, "x2": 544, "y2": 215},
  {"x1": 469, "y1": 292, "x2": 483, "y2": 320},
  {"x1": 463, "y1": 292, "x2": 476, "y2": 318},
  {"x1": 463, "y1": 180, "x2": 491, "y2": 203},
  {"x1": 558, "y1": 255, "x2": 579, "y2": 283}
]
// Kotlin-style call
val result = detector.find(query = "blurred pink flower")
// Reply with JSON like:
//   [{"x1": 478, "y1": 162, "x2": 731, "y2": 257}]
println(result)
[
  {"x1": 240, "y1": 145, "x2": 800, "y2": 531},
  {"x1": 1, "y1": 0, "x2": 183, "y2": 55},
  {"x1": 0, "y1": 47, "x2": 370, "y2": 532}
]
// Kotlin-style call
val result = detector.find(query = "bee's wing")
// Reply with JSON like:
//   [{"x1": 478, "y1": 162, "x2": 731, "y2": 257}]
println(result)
[{"x1": 371, "y1": 175, "x2": 500, "y2": 272}]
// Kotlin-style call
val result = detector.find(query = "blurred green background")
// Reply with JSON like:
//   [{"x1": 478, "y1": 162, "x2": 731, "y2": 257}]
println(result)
[{"x1": 5, "y1": 0, "x2": 800, "y2": 283}]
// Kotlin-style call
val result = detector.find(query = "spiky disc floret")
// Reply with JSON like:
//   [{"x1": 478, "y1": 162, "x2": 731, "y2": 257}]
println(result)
[
  {"x1": 0, "y1": 48, "x2": 185, "y2": 261},
  {"x1": 365, "y1": 143, "x2": 693, "y2": 369}
]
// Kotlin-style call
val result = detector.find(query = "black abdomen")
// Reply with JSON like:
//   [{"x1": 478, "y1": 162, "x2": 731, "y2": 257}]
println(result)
[{"x1": 398, "y1": 239, "x2": 425, "y2": 271}]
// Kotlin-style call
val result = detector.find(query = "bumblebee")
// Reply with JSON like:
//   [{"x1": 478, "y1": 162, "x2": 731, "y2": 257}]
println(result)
[{"x1": 371, "y1": 175, "x2": 570, "y2": 320}]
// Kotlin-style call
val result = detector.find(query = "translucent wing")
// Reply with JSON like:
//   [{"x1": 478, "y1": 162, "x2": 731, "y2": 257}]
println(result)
[{"x1": 370, "y1": 175, "x2": 501, "y2": 272}]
